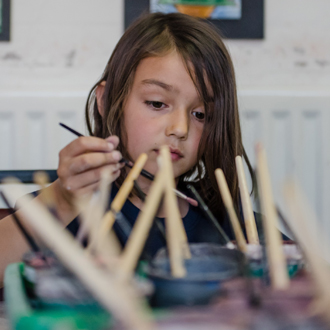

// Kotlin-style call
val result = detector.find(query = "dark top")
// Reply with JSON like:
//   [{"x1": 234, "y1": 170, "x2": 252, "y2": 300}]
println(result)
[{"x1": 66, "y1": 184, "x2": 236, "y2": 259}]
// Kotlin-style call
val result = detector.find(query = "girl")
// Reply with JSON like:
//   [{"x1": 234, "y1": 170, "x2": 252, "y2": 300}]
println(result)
[{"x1": 0, "y1": 12, "x2": 253, "y2": 284}]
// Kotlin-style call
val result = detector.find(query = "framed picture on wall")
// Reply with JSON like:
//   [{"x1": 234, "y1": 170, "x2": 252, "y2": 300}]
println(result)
[
  {"x1": 125, "y1": 0, "x2": 264, "y2": 39},
  {"x1": 0, "y1": 0, "x2": 10, "y2": 41}
]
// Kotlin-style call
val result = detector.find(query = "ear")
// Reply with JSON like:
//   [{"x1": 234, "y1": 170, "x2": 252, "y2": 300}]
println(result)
[{"x1": 95, "y1": 81, "x2": 106, "y2": 117}]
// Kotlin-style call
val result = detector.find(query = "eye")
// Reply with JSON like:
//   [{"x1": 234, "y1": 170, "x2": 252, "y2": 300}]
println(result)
[
  {"x1": 145, "y1": 101, "x2": 166, "y2": 109},
  {"x1": 192, "y1": 111, "x2": 205, "y2": 121}
]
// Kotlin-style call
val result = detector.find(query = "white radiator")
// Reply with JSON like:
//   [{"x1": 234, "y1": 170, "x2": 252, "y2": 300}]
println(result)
[
  {"x1": 0, "y1": 91, "x2": 330, "y2": 257},
  {"x1": 239, "y1": 91, "x2": 330, "y2": 259},
  {"x1": 0, "y1": 92, "x2": 87, "y2": 170}
]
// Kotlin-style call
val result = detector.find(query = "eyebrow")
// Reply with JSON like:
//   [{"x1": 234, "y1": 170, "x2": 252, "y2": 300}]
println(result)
[{"x1": 141, "y1": 79, "x2": 173, "y2": 92}]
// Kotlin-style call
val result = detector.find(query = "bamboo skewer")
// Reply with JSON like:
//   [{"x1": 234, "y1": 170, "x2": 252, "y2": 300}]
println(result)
[
  {"x1": 160, "y1": 146, "x2": 190, "y2": 259},
  {"x1": 75, "y1": 193, "x2": 98, "y2": 243},
  {"x1": 89, "y1": 169, "x2": 122, "y2": 263},
  {"x1": 161, "y1": 146, "x2": 189, "y2": 277},
  {"x1": 119, "y1": 166, "x2": 166, "y2": 278},
  {"x1": 215, "y1": 168, "x2": 247, "y2": 253},
  {"x1": 5, "y1": 181, "x2": 155, "y2": 330},
  {"x1": 87, "y1": 170, "x2": 113, "y2": 254},
  {"x1": 99, "y1": 153, "x2": 148, "y2": 244},
  {"x1": 256, "y1": 144, "x2": 289, "y2": 290},
  {"x1": 235, "y1": 156, "x2": 259, "y2": 244},
  {"x1": 283, "y1": 181, "x2": 330, "y2": 322},
  {"x1": 33, "y1": 171, "x2": 57, "y2": 215}
]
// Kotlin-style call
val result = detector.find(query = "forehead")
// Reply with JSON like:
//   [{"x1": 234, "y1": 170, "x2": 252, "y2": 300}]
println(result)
[{"x1": 133, "y1": 52, "x2": 194, "y2": 90}]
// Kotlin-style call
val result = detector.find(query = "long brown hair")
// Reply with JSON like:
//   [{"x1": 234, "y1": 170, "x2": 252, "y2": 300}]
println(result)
[{"x1": 85, "y1": 12, "x2": 254, "y2": 223}]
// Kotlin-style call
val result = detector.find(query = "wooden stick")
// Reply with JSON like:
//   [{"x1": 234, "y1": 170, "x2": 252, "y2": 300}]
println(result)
[
  {"x1": 215, "y1": 168, "x2": 247, "y2": 252},
  {"x1": 5, "y1": 182, "x2": 155, "y2": 330},
  {"x1": 256, "y1": 144, "x2": 289, "y2": 290},
  {"x1": 235, "y1": 156, "x2": 259, "y2": 244},
  {"x1": 87, "y1": 169, "x2": 112, "y2": 253},
  {"x1": 283, "y1": 181, "x2": 330, "y2": 322},
  {"x1": 161, "y1": 146, "x2": 188, "y2": 277},
  {"x1": 75, "y1": 193, "x2": 97, "y2": 242},
  {"x1": 119, "y1": 166, "x2": 165, "y2": 278},
  {"x1": 33, "y1": 171, "x2": 57, "y2": 212},
  {"x1": 99, "y1": 153, "x2": 148, "y2": 237},
  {"x1": 160, "y1": 146, "x2": 190, "y2": 259}
]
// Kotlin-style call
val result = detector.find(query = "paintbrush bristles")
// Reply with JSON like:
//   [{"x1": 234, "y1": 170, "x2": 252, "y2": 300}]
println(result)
[
  {"x1": 215, "y1": 168, "x2": 247, "y2": 252},
  {"x1": 256, "y1": 144, "x2": 289, "y2": 290},
  {"x1": 235, "y1": 156, "x2": 259, "y2": 245}
]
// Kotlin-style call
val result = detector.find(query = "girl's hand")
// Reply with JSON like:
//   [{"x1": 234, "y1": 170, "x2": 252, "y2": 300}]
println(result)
[{"x1": 55, "y1": 135, "x2": 123, "y2": 207}]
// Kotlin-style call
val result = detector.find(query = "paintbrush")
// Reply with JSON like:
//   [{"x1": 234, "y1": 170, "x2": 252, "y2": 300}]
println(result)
[
  {"x1": 59, "y1": 122, "x2": 198, "y2": 207},
  {"x1": 215, "y1": 168, "x2": 247, "y2": 252},
  {"x1": 119, "y1": 162, "x2": 166, "y2": 278},
  {"x1": 186, "y1": 184, "x2": 234, "y2": 248},
  {"x1": 0, "y1": 190, "x2": 41, "y2": 254},
  {"x1": 235, "y1": 156, "x2": 259, "y2": 244},
  {"x1": 5, "y1": 180, "x2": 155, "y2": 330},
  {"x1": 133, "y1": 180, "x2": 167, "y2": 241},
  {"x1": 98, "y1": 153, "x2": 148, "y2": 253},
  {"x1": 256, "y1": 143, "x2": 289, "y2": 290}
]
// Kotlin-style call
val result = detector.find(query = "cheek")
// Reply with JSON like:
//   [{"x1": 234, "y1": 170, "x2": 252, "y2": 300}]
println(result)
[
  {"x1": 190, "y1": 126, "x2": 203, "y2": 154},
  {"x1": 124, "y1": 116, "x2": 152, "y2": 156}
]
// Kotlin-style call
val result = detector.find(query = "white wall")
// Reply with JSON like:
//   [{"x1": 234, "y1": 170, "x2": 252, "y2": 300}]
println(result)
[
  {"x1": 0, "y1": 0, "x2": 123, "y2": 94},
  {"x1": 1, "y1": 1, "x2": 329, "y2": 94},
  {"x1": 228, "y1": 0, "x2": 330, "y2": 92}
]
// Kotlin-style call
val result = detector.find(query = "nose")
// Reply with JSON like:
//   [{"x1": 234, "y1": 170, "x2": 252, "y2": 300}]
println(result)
[{"x1": 165, "y1": 108, "x2": 189, "y2": 140}]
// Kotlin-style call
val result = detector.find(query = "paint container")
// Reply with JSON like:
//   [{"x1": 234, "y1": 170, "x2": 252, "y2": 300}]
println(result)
[
  {"x1": 23, "y1": 251, "x2": 97, "y2": 308},
  {"x1": 144, "y1": 243, "x2": 244, "y2": 308},
  {"x1": 246, "y1": 242, "x2": 304, "y2": 278},
  {"x1": 22, "y1": 251, "x2": 55, "y2": 298}
]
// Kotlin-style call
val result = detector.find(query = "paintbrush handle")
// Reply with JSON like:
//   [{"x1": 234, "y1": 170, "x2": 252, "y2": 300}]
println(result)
[
  {"x1": 161, "y1": 146, "x2": 189, "y2": 277},
  {"x1": 98, "y1": 153, "x2": 148, "y2": 249},
  {"x1": 59, "y1": 123, "x2": 83, "y2": 137},
  {"x1": 111, "y1": 153, "x2": 148, "y2": 213},
  {"x1": 284, "y1": 182, "x2": 330, "y2": 315},
  {"x1": 5, "y1": 183, "x2": 153, "y2": 330},
  {"x1": 215, "y1": 169, "x2": 247, "y2": 253},
  {"x1": 187, "y1": 184, "x2": 230, "y2": 245},
  {"x1": 119, "y1": 167, "x2": 165, "y2": 277},
  {"x1": 0, "y1": 191, "x2": 40, "y2": 253},
  {"x1": 256, "y1": 144, "x2": 289, "y2": 290},
  {"x1": 235, "y1": 156, "x2": 259, "y2": 244}
]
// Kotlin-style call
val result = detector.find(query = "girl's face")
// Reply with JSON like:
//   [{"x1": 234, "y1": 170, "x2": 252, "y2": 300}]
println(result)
[{"x1": 123, "y1": 51, "x2": 205, "y2": 180}]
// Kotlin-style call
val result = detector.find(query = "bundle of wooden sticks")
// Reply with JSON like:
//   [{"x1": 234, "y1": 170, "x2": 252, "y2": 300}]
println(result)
[{"x1": 2, "y1": 144, "x2": 330, "y2": 330}]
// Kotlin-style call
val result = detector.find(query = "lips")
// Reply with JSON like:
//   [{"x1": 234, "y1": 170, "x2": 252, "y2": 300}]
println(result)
[
  {"x1": 154, "y1": 147, "x2": 183, "y2": 161},
  {"x1": 169, "y1": 147, "x2": 183, "y2": 161}
]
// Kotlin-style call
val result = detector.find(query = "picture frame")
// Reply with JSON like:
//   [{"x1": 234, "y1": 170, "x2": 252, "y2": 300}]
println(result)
[
  {"x1": 125, "y1": 0, "x2": 264, "y2": 39},
  {"x1": 0, "y1": 0, "x2": 10, "y2": 41}
]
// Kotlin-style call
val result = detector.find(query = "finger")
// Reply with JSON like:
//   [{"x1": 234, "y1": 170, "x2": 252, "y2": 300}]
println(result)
[
  {"x1": 105, "y1": 135, "x2": 120, "y2": 149},
  {"x1": 63, "y1": 165, "x2": 122, "y2": 192},
  {"x1": 67, "y1": 150, "x2": 122, "y2": 175},
  {"x1": 60, "y1": 136, "x2": 115, "y2": 159}
]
